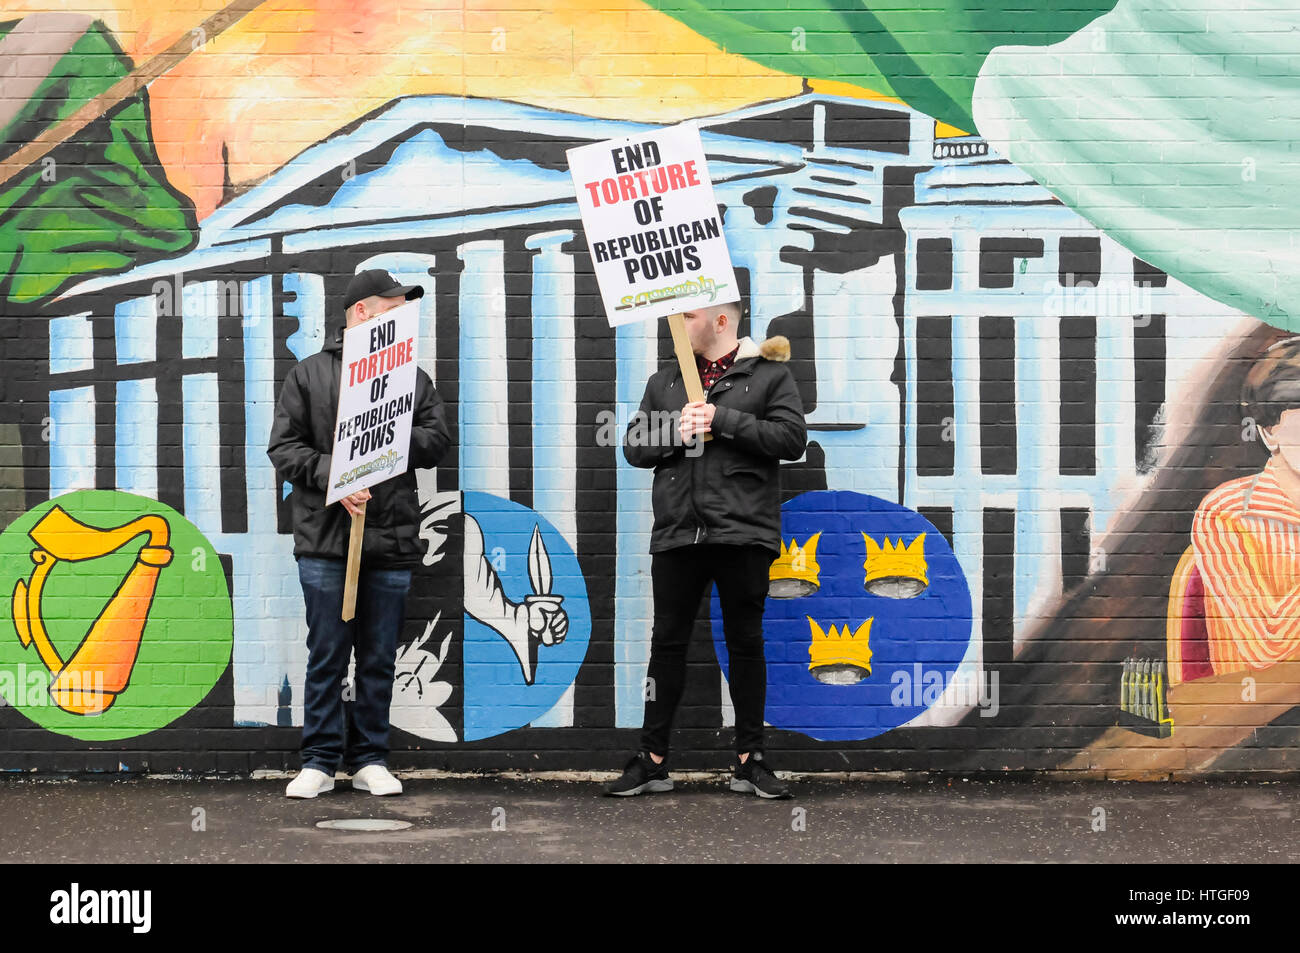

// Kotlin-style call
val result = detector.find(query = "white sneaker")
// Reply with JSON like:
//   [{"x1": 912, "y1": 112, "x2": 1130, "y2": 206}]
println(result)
[
  {"x1": 286, "y1": 768, "x2": 334, "y2": 799},
  {"x1": 351, "y1": 764, "x2": 403, "y2": 796}
]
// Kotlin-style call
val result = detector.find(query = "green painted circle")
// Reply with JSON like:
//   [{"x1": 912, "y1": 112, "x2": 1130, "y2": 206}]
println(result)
[{"x1": 0, "y1": 490, "x2": 232, "y2": 740}]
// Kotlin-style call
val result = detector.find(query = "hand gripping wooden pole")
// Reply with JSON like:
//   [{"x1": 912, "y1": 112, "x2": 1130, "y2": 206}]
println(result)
[
  {"x1": 342, "y1": 501, "x2": 365, "y2": 621},
  {"x1": 666, "y1": 312, "x2": 711, "y2": 443}
]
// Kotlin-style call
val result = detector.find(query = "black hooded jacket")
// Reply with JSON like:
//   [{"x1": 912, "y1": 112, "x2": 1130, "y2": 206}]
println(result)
[
  {"x1": 623, "y1": 335, "x2": 807, "y2": 554},
  {"x1": 267, "y1": 325, "x2": 450, "y2": 568}
]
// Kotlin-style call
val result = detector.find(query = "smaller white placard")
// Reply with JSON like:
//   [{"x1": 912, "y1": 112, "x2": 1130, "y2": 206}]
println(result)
[{"x1": 325, "y1": 299, "x2": 421, "y2": 506}]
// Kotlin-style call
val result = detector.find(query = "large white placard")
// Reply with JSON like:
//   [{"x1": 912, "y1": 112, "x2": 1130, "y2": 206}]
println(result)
[
  {"x1": 567, "y1": 122, "x2": 738, "y2": 327},
  {"x1": 325, "y1": 299, "x2": 420, "y2": 506}
]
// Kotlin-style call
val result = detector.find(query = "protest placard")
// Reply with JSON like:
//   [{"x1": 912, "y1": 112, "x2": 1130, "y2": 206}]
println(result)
[
  {"x1": 567, "y1": 122, "x2": 737, "y2": 424},
  {"x1": 325, "y1": 299, "x2": 421, "y2": 506},
  {"x1": 324, "y1": 298, "x2": 420, "y2": 619},
  {"x1": 566, "y1": 121, "x2": 738, "y2": 328}
]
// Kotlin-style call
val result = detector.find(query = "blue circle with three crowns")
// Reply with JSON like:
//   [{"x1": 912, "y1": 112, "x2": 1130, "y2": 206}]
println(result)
[{"x1": 711, "y1": 490, "x2": 974, "y2": 741}]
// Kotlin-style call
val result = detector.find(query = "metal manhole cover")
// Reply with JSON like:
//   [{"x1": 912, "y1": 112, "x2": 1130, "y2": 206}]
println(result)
[{"x1": 316, "y1": 818, "x2": 413, "y2": 832}]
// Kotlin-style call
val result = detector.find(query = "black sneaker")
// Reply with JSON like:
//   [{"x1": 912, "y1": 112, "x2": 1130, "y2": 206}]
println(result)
[
  {"x1": 604, "y1": 751, "x2": 673, "y2": 797},
  {"x1": 730, "y1": 751, "x2": 792, "y2": 799}
]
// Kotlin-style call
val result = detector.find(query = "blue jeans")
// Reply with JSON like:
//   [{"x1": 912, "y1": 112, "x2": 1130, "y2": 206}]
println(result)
[{"x1": 297, "y1": 556, "x2": 413, "y2": 774}]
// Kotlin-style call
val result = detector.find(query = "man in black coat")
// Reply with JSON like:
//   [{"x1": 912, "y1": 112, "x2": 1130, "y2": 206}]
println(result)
[
  {"x1": 607, "y1": 296, "x2": 807, "y2": 798},
  {"x1": 268, "y1": 269, "x2": 450, "y2": 798}
]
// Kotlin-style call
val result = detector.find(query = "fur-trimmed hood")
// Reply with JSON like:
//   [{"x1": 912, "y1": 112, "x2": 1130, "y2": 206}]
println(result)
[{"x1": 735, "y1": 335, "x2": 791, "y2": 363}]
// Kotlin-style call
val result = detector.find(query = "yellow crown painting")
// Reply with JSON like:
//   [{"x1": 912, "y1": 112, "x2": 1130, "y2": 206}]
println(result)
[
  {"x1": 806, "y1": 616, "x2": 873, "y2": 685},
  {"x1": 862, "y1": 532, "x2": 928, "y2": 599},
  {"x1": 768, "y1": 532, "x2": 821, "y2": 598}
]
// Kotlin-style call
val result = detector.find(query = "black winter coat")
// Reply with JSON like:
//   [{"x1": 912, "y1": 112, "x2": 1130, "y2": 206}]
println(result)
[
  {"x1": 623, "y1": 335, "x2": 807, "y2": 554},
  {"x1": 267, "y1": 325, "x2": 451, "y2": 568}
]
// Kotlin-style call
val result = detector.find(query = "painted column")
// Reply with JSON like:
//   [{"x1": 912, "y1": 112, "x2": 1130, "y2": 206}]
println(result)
[
  {"x1": 526, "y1": 230, "x2": 578, "y2": 729},
  {"x1": 458, "y1": 240, "x2": 509, "y2": 498},
  {"x1": 614, "y1": 318, "x2": 658, "y2": 728}
]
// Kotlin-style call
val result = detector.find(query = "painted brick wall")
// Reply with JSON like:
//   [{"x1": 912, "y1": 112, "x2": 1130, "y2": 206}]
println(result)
[{"x1": 1, "y1": 1, "x2": 1297, "y2": 777}]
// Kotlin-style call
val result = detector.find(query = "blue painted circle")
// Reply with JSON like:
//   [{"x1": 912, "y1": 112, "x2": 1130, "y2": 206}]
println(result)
[
  {"x1": 711, "y1": 490, "x2": 973, "y2": 741},
  {"x1": 462, "y1": 492, "x2": 591, "y2": 741}
]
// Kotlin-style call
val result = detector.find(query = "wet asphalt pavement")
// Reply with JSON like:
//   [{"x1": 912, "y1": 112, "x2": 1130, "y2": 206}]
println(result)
[{"x1": 1, "y1": 774, "x2": 1296, "y2": 864}]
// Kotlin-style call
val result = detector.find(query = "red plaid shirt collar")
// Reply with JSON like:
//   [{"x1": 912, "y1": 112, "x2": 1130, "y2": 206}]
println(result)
[{"x1": 696, "y1": 344, "x2": 740, "y2": 390}]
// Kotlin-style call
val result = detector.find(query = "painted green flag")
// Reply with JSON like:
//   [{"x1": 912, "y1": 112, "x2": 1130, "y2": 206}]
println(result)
[
  {"x1": 654, "y1": 0, "x2": 1300, "y2": 330},
  {"x1": 644, "y1": 0, "x2": 1117, "y2": 133},
  {"x1": 975, "y1": 0, "x2": 1300, "y2": 331},
  {"x1": 0, "y1": 18, "x2": 197, "y2": 309}
]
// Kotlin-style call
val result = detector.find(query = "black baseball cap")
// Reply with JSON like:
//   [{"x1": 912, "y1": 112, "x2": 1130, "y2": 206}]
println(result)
[{"x1": 343, "y1": 269, "x2": 424, "y2": 311}]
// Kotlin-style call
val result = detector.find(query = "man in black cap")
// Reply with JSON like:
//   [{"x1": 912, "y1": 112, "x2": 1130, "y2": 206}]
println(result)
[{"x1": 269, "y1": 269, "x2": 451, "y2": 798}]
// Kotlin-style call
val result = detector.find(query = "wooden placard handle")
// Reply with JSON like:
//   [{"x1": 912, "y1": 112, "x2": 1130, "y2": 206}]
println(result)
[
  {"x1": 342, "y1": 501, "x2": 365, "y2": 621},
  {"x1": 666, "y1": 312, "x2": 711, "y2": 443}
]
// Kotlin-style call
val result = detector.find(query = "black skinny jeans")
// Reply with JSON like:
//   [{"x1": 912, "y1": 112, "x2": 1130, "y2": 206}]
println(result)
[{"x1": 640, "y1": 543, "x2": 775, "y2": 758}]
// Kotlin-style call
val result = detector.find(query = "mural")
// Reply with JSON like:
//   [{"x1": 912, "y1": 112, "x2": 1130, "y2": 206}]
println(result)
[
  {"x1": 0, "y1": 491, "x2": 232, "y2": 739},
  {"x1": 1055, "y1": 328, "x2": 1300, "y2": 773},
  {"x1": 712, "y1": 491, "x2": 974, "y2": 741},
  {"x1": 652, "y1": 0, "x2": 1300, "y2": 329},
  {"x1": 391, "y1": 490, "x2": 590, "y2": 743},
  {"x1": 0, "y1": 13, "x2": 197, "y2": 306},
  {"x1": 0, "y1": 1, "x2": 1297, "y2": 774}
]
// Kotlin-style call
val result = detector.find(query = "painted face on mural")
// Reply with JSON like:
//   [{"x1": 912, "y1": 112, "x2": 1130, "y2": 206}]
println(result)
[{"x1": 1261, "y1": 408, "x2": 1300, "y2": 473}]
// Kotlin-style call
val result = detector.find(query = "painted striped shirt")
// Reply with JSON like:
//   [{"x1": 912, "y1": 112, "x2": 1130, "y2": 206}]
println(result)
[{"x1": 1191, "y1": 456, "x2": 1300, "y2": 674}]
